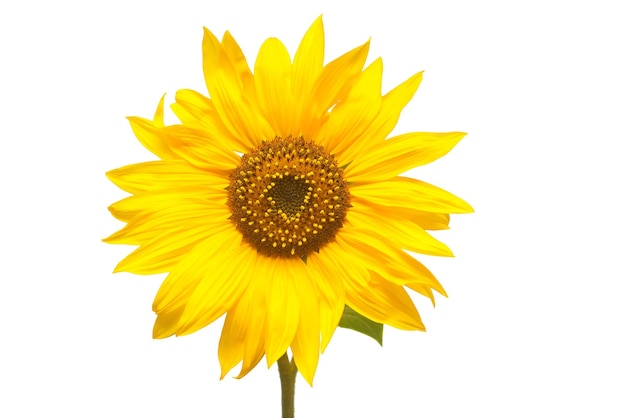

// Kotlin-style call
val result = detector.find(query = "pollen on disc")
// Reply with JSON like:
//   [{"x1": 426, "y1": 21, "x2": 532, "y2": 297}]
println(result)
[{"x1": 228, "y1": 136, "x2": 350, "y2": 258}]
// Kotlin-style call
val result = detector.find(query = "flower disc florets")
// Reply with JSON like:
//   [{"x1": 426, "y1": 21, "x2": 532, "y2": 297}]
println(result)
[{"x1": 228, "y1": 136, "x2": 349, "y2": 258}]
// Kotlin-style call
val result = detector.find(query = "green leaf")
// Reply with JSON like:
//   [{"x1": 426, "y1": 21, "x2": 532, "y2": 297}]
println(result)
[{"x1": 338, "y1": 305, "x2": 383, "y2": 346}]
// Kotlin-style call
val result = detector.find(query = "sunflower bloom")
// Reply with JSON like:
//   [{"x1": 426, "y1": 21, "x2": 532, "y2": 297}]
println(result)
[{"x1": 105, "y1": 17, "x2": 472, "y2": 386}]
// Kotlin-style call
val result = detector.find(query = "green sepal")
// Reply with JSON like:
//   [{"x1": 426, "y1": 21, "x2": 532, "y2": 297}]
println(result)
[{"x1": 338, "y1": 305, "x2": 383, "y2": 346}]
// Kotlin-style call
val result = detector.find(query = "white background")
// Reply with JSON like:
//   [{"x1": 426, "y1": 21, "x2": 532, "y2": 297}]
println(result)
[{"x1": 2, "y1": 0, "x2": 625, "y2": 417}]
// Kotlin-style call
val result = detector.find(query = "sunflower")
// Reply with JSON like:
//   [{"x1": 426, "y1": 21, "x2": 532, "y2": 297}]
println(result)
[{"x1": 105, "y1": 16, "x2": 472, "y2": 386}]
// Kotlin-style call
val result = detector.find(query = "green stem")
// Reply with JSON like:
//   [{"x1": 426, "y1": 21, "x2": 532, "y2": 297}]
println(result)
[{"x1": 277, "y1": 352, "x2": 297, "y2": 418}]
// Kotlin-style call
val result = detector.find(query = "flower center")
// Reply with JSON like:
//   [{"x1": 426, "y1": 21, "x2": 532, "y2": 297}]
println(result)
[{"x1": 228, "y1": 136, "x2": 350, "y2": 258}]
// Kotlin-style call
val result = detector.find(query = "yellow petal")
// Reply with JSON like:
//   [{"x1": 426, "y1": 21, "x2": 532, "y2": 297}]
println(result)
[
  {"x1": 218, "y1": 272, "x2": 269, "y2": 380},
  {"x1": 153, "y1": 94, "x2": 165, "y2": 127},
  {"x1": 234, "y1": 273, "x2": 267, "y2": 379},
  {"x1": 336, "y1": 227, "x2": 446, "y2": 295},
  {"x1": 351, "y1": 176, "x2": 474, "y2": 214},
  {"x1": 106, "y1": 160, "x2": 227, "y2": 195},
  {"x1": 126, "y1": 96, "x2": 179, "y2": 160},
  {"x1": 347, "y1": 204, "x2": 453, "y2": 257},
  {"x1": 254, "y1": 38, "x2": 295, "y2": 137},
  {"x1": 162, "y1": 125, "x2": 241, "y2": 172},
  {"x1": 318, "y1": 58, "x2": 383, "y2": 158},
  {"x1": 343, "y1": 267, "x2": 425, "y2": 331},
  {"x1": 202, "y1": 27, "x2": 273, "y2": 147},
  {"x1": 177, "y1": 240, "x2": 258, "y2": 335},
  {"x1": 107, "y1": 186, "x2": 224, "y2": 222},
  {"x1": 340, "y1": 71, "x2": 423, "y2": 165},
  {"x1": 399, "y1": 208, "x2": 451, "y2": 231},
  {"x1": 290, "y1": 267, "x2": 320, "y2": 386},
  {"x1": 346, "y1": 204, "x2": 451, "y2": 232},
  {"x1": 171, "y1": 89, "x2": 247, "y2": 151},
  {"x1": 301, "y1": 40, "x2": 370, "y2": 138},
  {"x1": 152, "y1": 228, "x2": 240, "y2": 314},
  {"x1": 293, "y1": 16, "x2": 324, "y2": 97},
  {"x1": 319, "y1": 298, "x2": 344, "y2": 353},
  {"x1": 202, "y1": 27, "x2": 223, "y2": 85},
  {"x1": 264, "y1": 257, "x2": 302, "y2": 367},
  {"x1": 292, "y1": 16, "x2": 324, "y2": 130},
  {"x1": 221, "y1": 31, "x2": 255, "y2": 94},
  {"x1": 406, "y1": 283, "x2": 437, "y2": 307},
  {"x1": 153, "y1": 305, "x2": 185, "y2": 339},
  {"x1": 105, "y1": 198, "x2": 228, "y2": 245},
  {"x1": 346, "y1": 132, "x2": 466, "y2": 182},
  {"x1": 305, "y1": 252, "x2": 345, "y2": 352},
  {"x1": 112, "y1": 223, "x2": 230, "y2": 275},
  {"x1": 217, "y1": 308, "x2": 246, "y2": 378}
]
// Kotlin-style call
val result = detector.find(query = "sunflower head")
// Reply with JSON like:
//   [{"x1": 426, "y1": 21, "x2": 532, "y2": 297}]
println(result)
[{"x1": 105, "y1": 16, "x2": 472, "y2": 386}]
